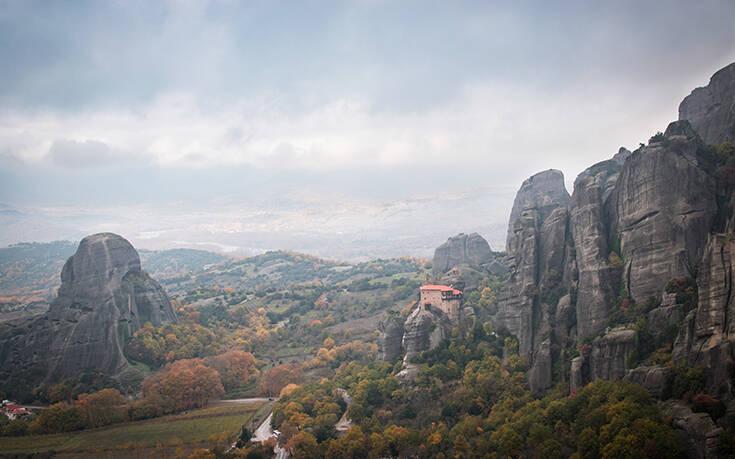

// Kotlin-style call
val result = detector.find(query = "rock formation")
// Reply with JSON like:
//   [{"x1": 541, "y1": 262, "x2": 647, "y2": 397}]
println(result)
[
  {"x1": 570, "y1": 326, "x2": 637, "y2": 391},
  {"x1": 569, "y1": 158, "x2": 624, "y2": 338},
  {"x1": 623, "y1": 365, "x2": 673, "y2": 399},
  {"x1": 663, "y1": 401, "x2": 723, "y2": 459},
  {"x1": 495, "y1": 169, "x2": 571, "y2": 393},
  {"x1": 679, "y1": 62, "x2": 735, "y2": 145},
  {"x1": 432, "y1": 232, "x2": 493, "y2": 275},
  {"x1": 432, "y1": 233, "x2": 508, "y2": 290},
  {"x1": 378, "y1": 313, "x2": 405, "y2": 362},
  {"x1": 615, "y1": 121, "x2": 717, "y2": 304},
  {"x1": 588, "y1": 326, "x2": 637, "y2": 381},
  {"x1": 396, "y1": 304, "x2": 452, "y2": 380},
  {"x1": 673, "y1": 233, "x2": 735, "y2": 398},
  {"x1": 491, "y1": 63, "x2": 735, "y2": 400},
  {"x1": 0, "y1": 233, "x2": 176, "y2": 391}
]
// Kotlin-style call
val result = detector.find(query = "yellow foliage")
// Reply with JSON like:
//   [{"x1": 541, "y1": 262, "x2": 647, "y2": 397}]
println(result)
[{"x1": 280, "y1": 383, "x2": 301, "y2": 397}]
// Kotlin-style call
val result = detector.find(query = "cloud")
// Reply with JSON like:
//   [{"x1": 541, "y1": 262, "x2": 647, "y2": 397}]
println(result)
[
  {"x1": 46, "y1": 139, "x2": 137, "y2": 168},
  {"x1": 0, "y1": 0, "x2": 733, "y2": 204}
]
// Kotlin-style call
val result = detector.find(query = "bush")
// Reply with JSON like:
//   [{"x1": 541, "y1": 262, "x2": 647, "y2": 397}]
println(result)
[
  {"x1": 665, "y1": 277, "x2": 698, "y2": 313},
  {"x1": 671, "y1": 366, "x2": 705, "y2": 400},
  {"x1": 29, "y1": 403, "x2": 88, "y2": 434}
]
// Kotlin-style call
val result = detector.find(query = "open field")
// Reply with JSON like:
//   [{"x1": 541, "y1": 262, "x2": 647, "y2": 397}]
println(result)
[{"x1": 0, "y1": 400, "x2": 271, "y2": 458}]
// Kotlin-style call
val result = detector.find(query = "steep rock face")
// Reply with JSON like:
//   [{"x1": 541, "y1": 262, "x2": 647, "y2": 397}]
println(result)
[
  {"x1": 505, "y1": 170, "x2": 570, "y2": 250},
  {"x1": 572, "y1": 327, "x2": 637, "y2": 391},
  {"x1": 496, "y1": 169, "x2": 571, "y2": 393},
  {"x1": 647, "y1": 292, "x2": 684, "y2": 339},
  {"x1": 397, "y1": 304, "x2": 452, "y2": 381},
  {"x1": 623, "y1": 365, "x2": 673, "y2": 399},
  {"x1": 615, "y1": 121, "x2": 717, "y2": 303},
  {"x1": 663, "y1": 401, "x2": 722, "y2": 459},
  {"x1": 432, "y1": 232, "x2": 493, "y2": 275},
  {"x1": 379, "y1": 313, "x2": 405, "y2": 362},
  {"x1": 679, "y1": 62, "x2": 735, "y2": 145},
  {"x1": 401, "y1": 305, "x2": 450, "y2": 363},
  {"x1": 570, "y1": 159, "x2": 625, "y2": 338},
  {"x1": 589, "y1": 327, "x2": 637, "y2": 381},
  {"x1": 674, "y1": 233, "x2": 735, "y2": 399},
  {"x1": 0, "y1": 233, "x2": 176, "y2": 388}
]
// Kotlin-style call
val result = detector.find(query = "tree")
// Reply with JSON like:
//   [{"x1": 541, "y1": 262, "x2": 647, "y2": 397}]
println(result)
[
  {"x1": 76, "y1": 388, "x2": 128, "y2": 427},
  {"x1": 259, "y1": 364, "x2": 303, "y2": 397},
  {"x1": 325, "y1": 426, "x2": 368, "y2": 459},
  {"x1": 286, "y1": 431, "x2": 320, "y2": 459},
  {"x1": 29, "y1": 403, "x2": 87, "y2": 434},
  {"x1": 143, "y1": 358, "x2": 224, "y2": 413},
  {"x1": 205, "y1": 350, "x2": 256, "y2": 391}
]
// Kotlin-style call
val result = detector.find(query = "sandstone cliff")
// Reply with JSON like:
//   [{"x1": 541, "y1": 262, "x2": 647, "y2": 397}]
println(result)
[
  {"x1": 0, "y1": 233, "x2": 176, "y2": 392},
  {"x1": 615, "y1": 121, "x2": 717, "y2": 304},
  {"x1": 493, "y1": 63, "x2": 735, "y2": 400},
  {"x1": 495, "y1": 169, "x2": 571, "y2": 393},
  {"x1": 679, "y1": 62, "x2": 735, "y2": 146}
]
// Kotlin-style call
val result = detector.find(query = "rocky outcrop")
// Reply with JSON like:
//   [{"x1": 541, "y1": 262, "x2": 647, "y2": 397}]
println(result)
[
  {"x1": 615, "y1": 121, "x2": 717, "y2": 303},
  {"x1": 648, "y1": 292, "x2": 684, "y2": 339},
  {"x1": 673, "y1": 233, "x2": 735, "y2": 399},
  {"x1": 679, "y1": 62, "x2": 735, "y2": 146},
  {"x1": 496, "y1": 169, "x2": 571, "y2": 393},
  {"x1": 433, "y1": 233, "x2": 508, "y2": 290},
  {"x1": 498, "y1": 123, "x2": 718, "y2": 395},
  {"x1": 505, "y1": 169, "x2": 570, "y2": 250},
  {"x1": 432, "y1": 232, "x2": 493, "y2": 275},
  {"x1": 663, "y1": 401, "x2": 723, "y2": 459},
  {"x1": 379, "y1": 313, "x2": 405, "y2": 362},
  {"x1": 396, "y1": 304, "x2": 452, "y2": 381},
  {"x1": 570, "y1": 326, "x2": 637, "y2": 391},
  {"x1": 0, "y1": 233, "x2": 176, "y2": 390},
  {"x1": 401, "y1": 305, "x2": 451, "y2": 364},
  {"x1": 569, "y1": 356, "x2": 587, "y2": 393},
  {"x1": 623, "y1": 365, "x2": 673, "y2": 399},
  {"x1": 570, "y1": 159, "x2": 624, "y2": 338},
  {"x1": 589, "y1": 326, "x2": 637, "y2": 381}
]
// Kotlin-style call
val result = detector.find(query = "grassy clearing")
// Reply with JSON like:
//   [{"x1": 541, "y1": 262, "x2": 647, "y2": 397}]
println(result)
[{"x1": 0, "y1": 400, "x2": 269, "y2": 458}]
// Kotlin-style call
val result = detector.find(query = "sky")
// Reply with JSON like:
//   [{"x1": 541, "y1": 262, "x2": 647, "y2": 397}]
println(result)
[{"x1": 0, "y1": 0, "x2": 734, "y2": 259}]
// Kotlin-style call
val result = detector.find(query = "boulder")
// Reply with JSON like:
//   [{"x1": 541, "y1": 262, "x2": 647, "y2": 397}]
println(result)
[
  {"x1": 679, "y1": 62, "x2": 735, "y2": 145},
  {"x1": 0, "y1": 233, "x2": 176, "y2": 391}
]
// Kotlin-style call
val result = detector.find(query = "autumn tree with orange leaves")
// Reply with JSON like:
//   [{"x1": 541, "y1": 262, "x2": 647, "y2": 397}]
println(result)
[{"x1": 143, "y1": 359, "x2": 224, "y2": 413}]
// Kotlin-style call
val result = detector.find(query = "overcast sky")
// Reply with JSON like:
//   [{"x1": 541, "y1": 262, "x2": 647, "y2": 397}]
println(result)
[{"x1": 0, "y1": 0, "x2": 734, "y2": 256}]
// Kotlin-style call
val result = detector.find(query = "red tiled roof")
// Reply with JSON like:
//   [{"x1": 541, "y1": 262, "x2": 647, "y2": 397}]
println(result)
[{"x1": 420, "y1": 284, "x2": 463, "y2": 295}]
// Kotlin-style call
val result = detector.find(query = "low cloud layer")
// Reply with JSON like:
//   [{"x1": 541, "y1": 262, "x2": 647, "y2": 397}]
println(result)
[
  {"x1": 1, "y1": 1, "x2": 734, "y2": 253},
  {"x1": 46, "y1": 139, "x2": 145, "y2": 169}
]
